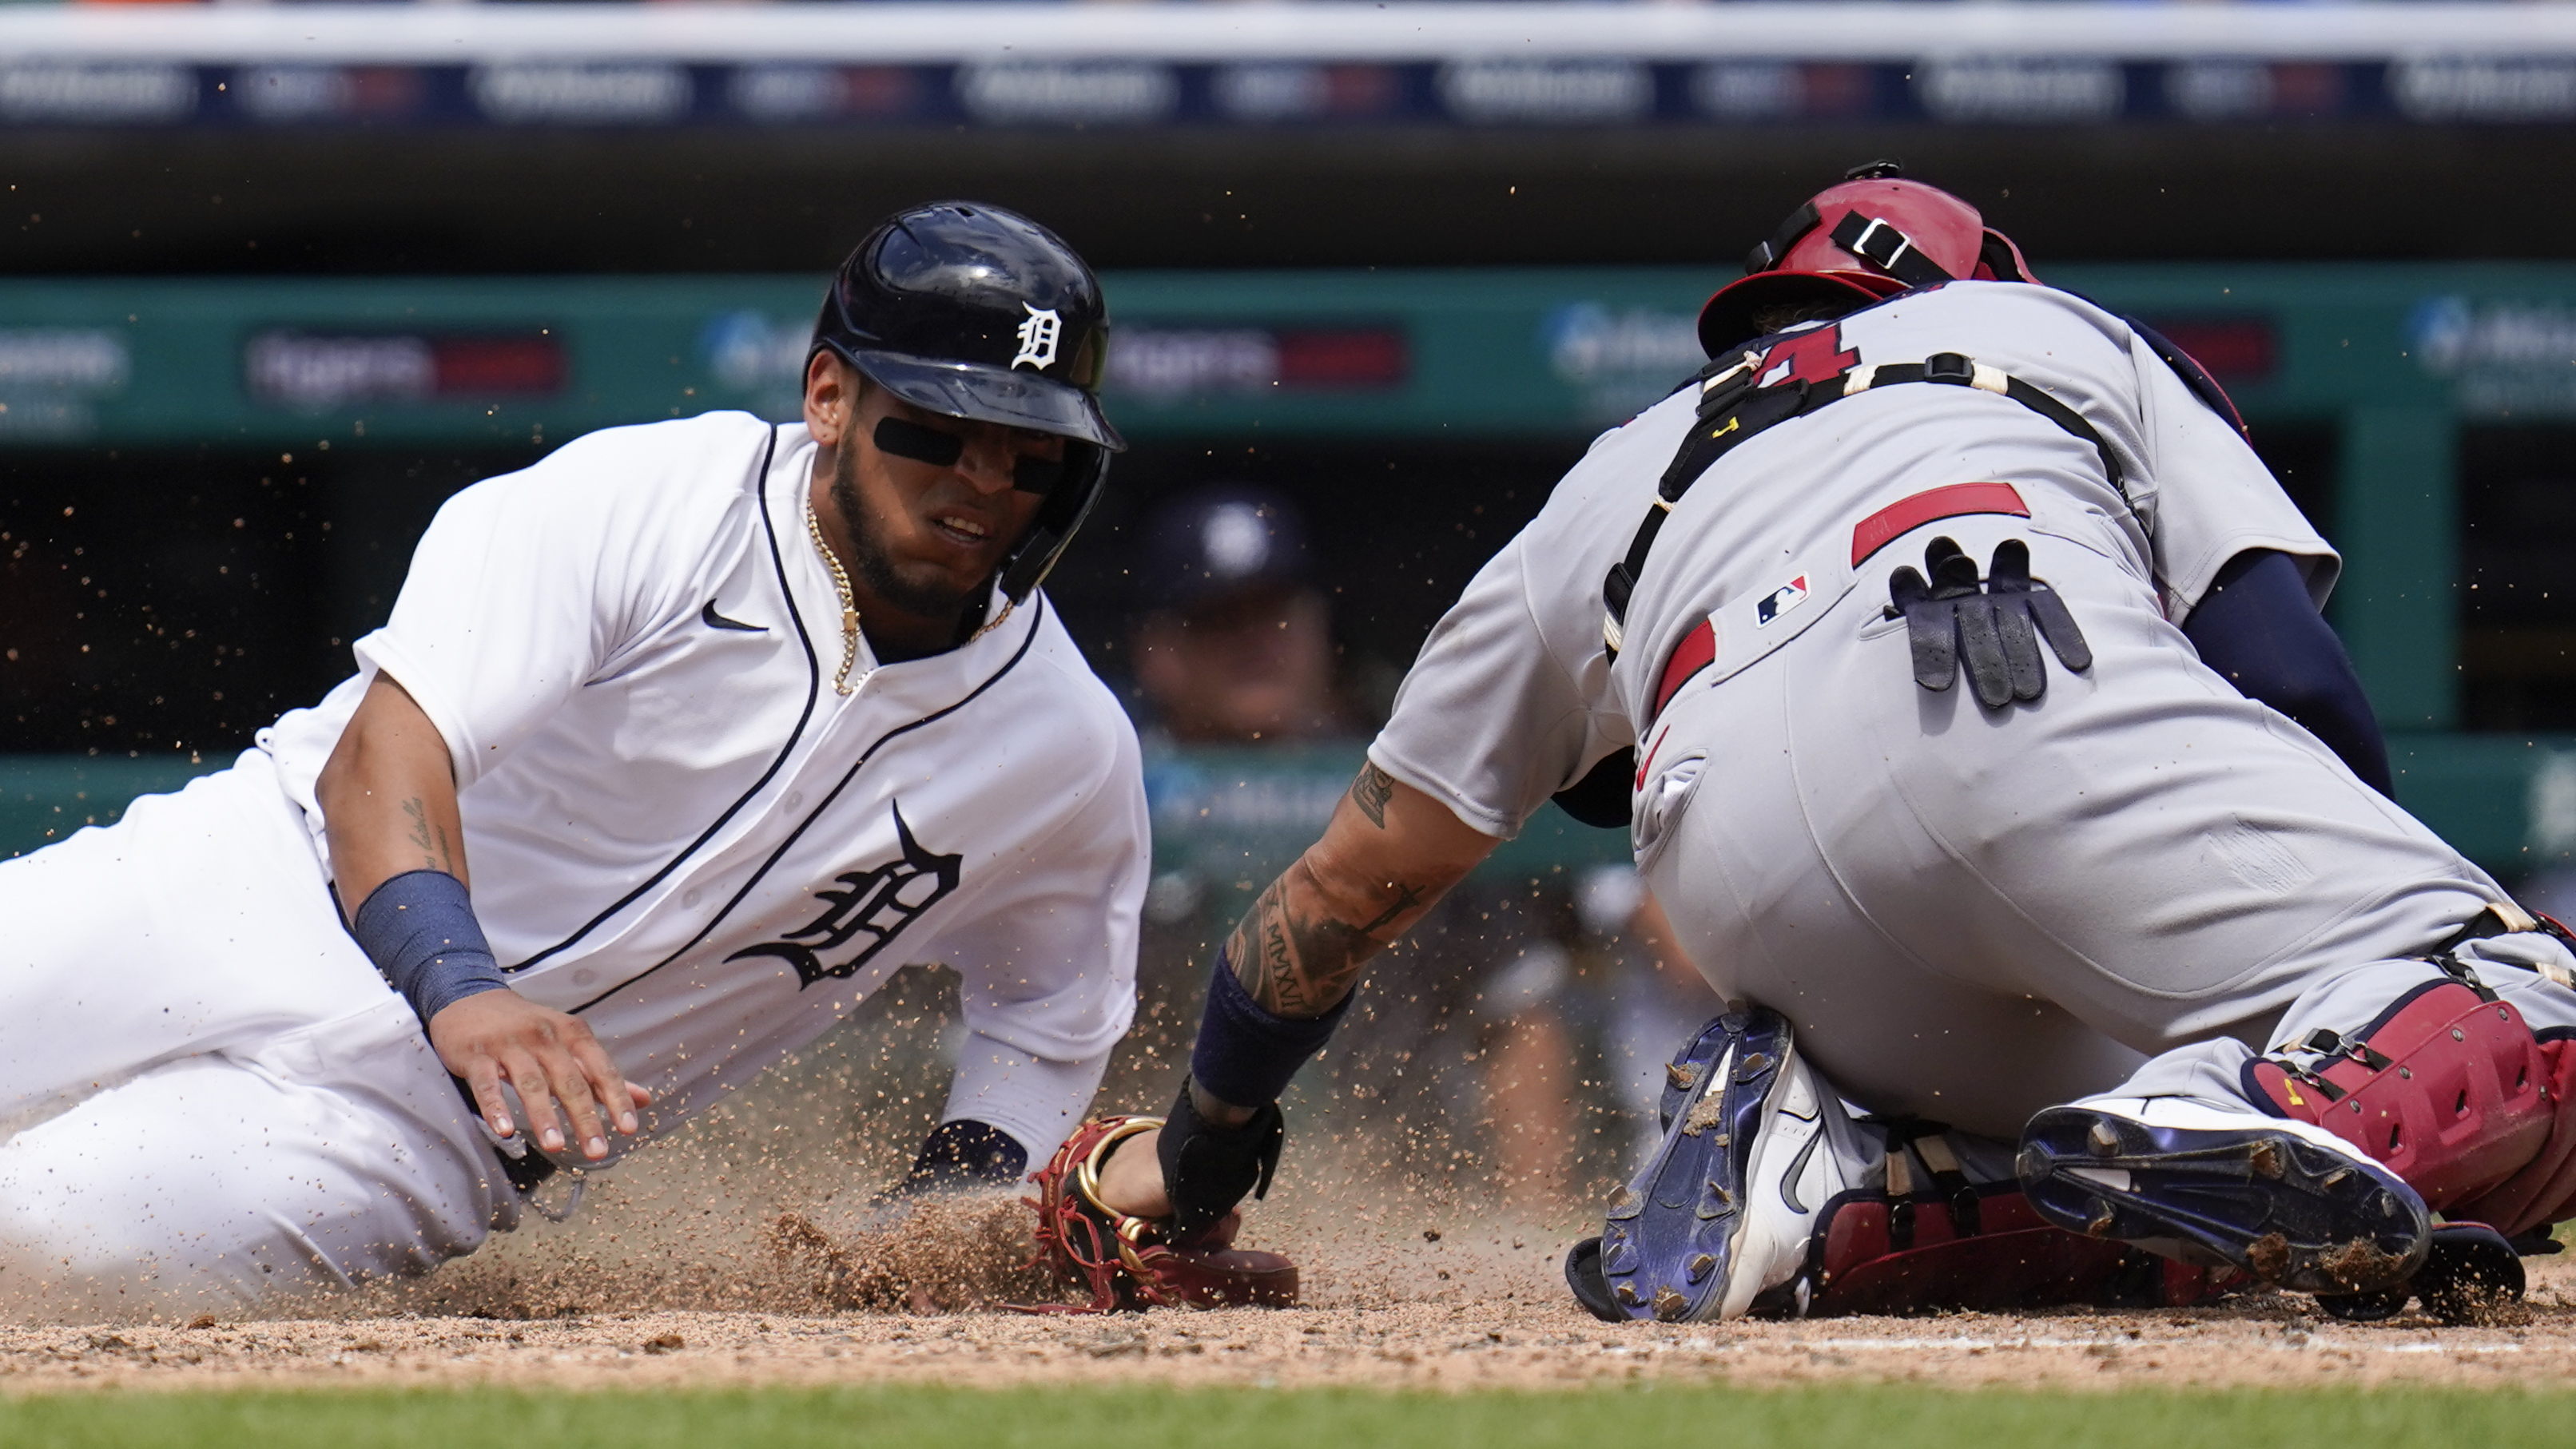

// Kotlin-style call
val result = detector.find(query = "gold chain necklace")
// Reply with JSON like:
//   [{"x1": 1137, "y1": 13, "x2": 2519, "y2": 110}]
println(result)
[
  {"x1": 967, "y1": 593, "x2": 1016, "y2": 644},
  {"x1": 805, "y1": 486, "x2": 1020, "y2": 689},
  {"x1": 805, "y1": 488, "x2": 862, "y2": 696}
]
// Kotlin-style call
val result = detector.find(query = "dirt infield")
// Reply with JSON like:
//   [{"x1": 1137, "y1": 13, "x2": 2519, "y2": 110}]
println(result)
[
  {"x1": 14, "y1": 979, "x2": 2576, "y2": 1396},
  {"x1": 9, "y1": 1205, "x2": 2576, "y2": 1395},
  {"x1": 8, "y1": 1278, "x2": 2576, "y2": 1395}
]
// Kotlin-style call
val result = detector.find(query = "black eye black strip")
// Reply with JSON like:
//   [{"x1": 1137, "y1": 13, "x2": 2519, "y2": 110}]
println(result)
[
  {"x1": 876, "y1": 414, "x2": 1062, "y2": 494},
  {"x1": 1012, "y1": 455, "x2": 1064, "y2": 496},
  {"x1": 873, "y1": 415, "x2": 964, "y2": 467}
]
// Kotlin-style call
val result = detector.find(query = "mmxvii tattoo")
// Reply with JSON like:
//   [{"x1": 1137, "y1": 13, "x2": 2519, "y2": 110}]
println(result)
[
  {"x1": 1349, "y1": 763, "x2": 1396, "y2": 829},
  {"x1": 1226, "y1": 864, "x2": 1427, "y2": 1018}
]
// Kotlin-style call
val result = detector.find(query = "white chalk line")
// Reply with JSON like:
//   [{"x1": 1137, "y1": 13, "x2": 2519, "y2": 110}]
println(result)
[{"x1": 1621, "y1": 1336, "x2": 2548, "y2": 1356}]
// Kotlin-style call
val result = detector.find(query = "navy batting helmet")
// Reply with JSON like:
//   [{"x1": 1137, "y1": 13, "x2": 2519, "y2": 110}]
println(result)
[{"x1": 813, "y1": 200, "x2": 1123, "y2": 601}]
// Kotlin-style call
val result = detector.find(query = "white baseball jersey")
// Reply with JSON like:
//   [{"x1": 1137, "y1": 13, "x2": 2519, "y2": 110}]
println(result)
[
  {"x1": 1371, "y1": 282, "x2": 2332, "y2": 839},
  {"x1": 257, "y1": 411, "x2": 1147, "y2": 1161},
  {"x1": 0, "y1": 411, "x2": 1146, "y2": 1317}
]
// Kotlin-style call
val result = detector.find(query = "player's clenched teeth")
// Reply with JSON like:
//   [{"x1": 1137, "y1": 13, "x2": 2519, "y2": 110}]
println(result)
[{"x1": 931, "y1": 513, "x2": 992, "y2": 546}]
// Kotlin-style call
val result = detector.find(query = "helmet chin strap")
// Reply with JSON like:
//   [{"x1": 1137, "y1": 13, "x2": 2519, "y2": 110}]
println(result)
[{"x1": 995, "y1": 439, "x2": 1108, "y2": 605}]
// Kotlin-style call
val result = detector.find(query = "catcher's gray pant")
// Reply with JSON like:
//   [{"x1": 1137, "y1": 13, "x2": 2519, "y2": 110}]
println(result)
[
  {"x1": 1638, "y1": 512, "x2": 2576, "y2": 1144},
  {"x1": 0, "y1": 752, "x2": 514, "y2": 1322}
]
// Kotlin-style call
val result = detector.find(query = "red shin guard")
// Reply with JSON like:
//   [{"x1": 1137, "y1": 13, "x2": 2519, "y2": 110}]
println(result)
[
  {"x1": 2245, "y1": 980, "x2": 2554, "y2": 1217},
  {"x1": 1806, "y1": 1186, "x2": 2220, "y2": 1316},
  {"x1": 2447, "y1": 1032, "x2": 2576, "y2": 1237}
]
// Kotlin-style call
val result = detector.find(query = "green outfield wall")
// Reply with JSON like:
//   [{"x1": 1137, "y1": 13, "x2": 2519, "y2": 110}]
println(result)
[{"x1": 2, "y1": 263, "x2": 2571, "y2": 873}]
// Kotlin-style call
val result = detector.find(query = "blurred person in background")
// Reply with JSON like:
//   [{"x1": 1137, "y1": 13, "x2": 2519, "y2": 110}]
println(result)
[
  {"x1": 1125, "y1": 483, "x2": 1592, "y2": 1208},
  {"x1": 1130, "y1": 484, "x2": 1352, "y2": 748},
  {"x1": 1576, "y1": 870, "x2": 1725, "y2": 1164}
]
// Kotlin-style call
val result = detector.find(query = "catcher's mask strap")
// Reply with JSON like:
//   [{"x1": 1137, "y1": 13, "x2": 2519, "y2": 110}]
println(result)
[
  {"x1": 1829, "y1": 210, "x2": 1956, "y2": 289},
  {"x1": 1744, "y1": 201, "x2": 1823, "y2": 275}
]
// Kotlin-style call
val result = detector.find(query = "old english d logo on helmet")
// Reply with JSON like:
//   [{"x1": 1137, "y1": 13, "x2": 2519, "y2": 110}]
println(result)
[
  {"x1": 812, "y1": 200, "x2": 1123, "y2": 602},
  {"x1": 1012, "y1": 304, "x2": 1063, "y2": 371}
]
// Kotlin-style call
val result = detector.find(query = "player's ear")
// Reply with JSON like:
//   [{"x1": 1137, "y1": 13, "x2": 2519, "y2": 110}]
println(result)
[{"x1": 802, "y1": 349, "x2": 861, "y2": 448}]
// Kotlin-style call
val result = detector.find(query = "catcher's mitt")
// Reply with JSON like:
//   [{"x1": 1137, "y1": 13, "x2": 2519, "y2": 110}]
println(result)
[{"x1": 1017, "y1": 1114, "x2": 1299, "y2": 1315}]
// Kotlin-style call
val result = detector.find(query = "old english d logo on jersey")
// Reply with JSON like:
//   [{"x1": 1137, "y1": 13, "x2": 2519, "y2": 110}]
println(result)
[
  {"x1": 1756, "y1": 574, "x2": 1810, "y2": 627},
  {"x1": 724, "y1": 803, "x2": 962, "y2": 988}
]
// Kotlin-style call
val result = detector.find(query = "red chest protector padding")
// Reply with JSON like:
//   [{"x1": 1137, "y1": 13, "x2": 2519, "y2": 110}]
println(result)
[{"x1": 2246, "y1": 980, "x2": 2555, "y2": 1224}]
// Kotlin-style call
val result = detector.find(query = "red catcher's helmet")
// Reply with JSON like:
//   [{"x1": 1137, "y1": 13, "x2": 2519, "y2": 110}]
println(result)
[{"x1": 1696, "y1": 163, "x2": 2037, "y2": 357}]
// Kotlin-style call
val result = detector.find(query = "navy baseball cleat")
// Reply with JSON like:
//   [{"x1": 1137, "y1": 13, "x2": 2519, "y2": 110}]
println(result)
[
  {"x1": 1656, "y1": 1012, "x2": 1740, "y2": 1132},
  {"x1": 2017, "y1": 1096, "x2": 2430, "y2": 1296},
  {"x1": 1568, "y1": 1007, "x2": 1843, "y2": 1322}
]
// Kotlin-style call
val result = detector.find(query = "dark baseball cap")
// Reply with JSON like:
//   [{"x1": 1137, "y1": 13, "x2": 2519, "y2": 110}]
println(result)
[{"x1": 1138, "y1": 484, "x2": 1313, "y2": 613}]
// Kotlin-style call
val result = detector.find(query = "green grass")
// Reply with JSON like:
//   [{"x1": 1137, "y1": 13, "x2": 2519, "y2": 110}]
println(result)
[{"x1": 7, "y1": 1385, "x2": 2576, "y2": 1449}]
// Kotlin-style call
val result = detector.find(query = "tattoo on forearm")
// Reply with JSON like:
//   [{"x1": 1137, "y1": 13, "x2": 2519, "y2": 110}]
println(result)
[
  {"x1": 1354, "y1": 886, "x2": 1424, "y2": 939},
  {"x1": 1226, "y1": 866, "x2": 1430, "y2": 1018},
  {"x1": 401, "y1": 796, "x2": 457, "y2": 875},
  {"x1": 1350, "y1": 763, "x2": 1396, "y2": 829},
  {"x1": 1251, "y1": 881, "x2": 1307, "y2": 1015}
]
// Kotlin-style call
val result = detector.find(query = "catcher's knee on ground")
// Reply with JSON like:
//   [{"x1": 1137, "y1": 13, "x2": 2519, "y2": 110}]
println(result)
[
  {"x1": 2251, "y1": 939, "x2": 2576, "y2": 1237},
  {"x1": 2114, "y1": 939, "x2": 2576, "y2": 1233},
  {"x1": 0, "y1": 1053, "x2": 504, "y2": 1321},
  {"x1": 2022, "y1": 930, "x2": 2576, "y2": 1295}
]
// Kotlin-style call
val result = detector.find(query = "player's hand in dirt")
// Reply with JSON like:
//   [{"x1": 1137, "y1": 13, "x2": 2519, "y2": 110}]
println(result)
[{"x1": 430, "y1": 988, "x2": 650, "y2": 1160}]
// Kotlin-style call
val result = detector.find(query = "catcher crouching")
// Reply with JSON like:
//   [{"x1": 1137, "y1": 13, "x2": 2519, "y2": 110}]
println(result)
[{"x1": 1107, "y1": 168, "x2": 2576, "y2": 1327}]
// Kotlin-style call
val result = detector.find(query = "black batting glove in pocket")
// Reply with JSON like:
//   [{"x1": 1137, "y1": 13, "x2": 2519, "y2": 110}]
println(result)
[{"x1": 1887, "y1": 536, "x2": 2093, "y2": 709}]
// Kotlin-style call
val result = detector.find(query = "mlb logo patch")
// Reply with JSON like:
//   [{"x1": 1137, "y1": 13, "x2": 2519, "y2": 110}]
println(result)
[{"x1": 1755, "y1": 574, "x2": 1810, "y2": 627}]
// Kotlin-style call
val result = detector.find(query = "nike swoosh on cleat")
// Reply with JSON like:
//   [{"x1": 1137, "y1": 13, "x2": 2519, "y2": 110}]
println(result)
[
  {"x1": 1778, "y1": 1130, "x2": 1819, "y2": 1215},
  {"x1": 702, "y1": 599, "x2": 766, "y2": 633}
]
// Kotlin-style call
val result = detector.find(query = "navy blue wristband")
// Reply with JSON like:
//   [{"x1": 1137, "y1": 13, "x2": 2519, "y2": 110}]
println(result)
[
  {"x1": 352, "y1": 868, "x2": 511, "y2": 1026},
  {"x1": 1189, "y1": 947, "x2": 1354, "y2": 1109}
]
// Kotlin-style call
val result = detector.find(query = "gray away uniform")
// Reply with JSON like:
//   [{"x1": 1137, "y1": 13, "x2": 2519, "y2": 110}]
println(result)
[{"x1": 1369, "y1": 281, "x2": 2576, "y2": 1173}]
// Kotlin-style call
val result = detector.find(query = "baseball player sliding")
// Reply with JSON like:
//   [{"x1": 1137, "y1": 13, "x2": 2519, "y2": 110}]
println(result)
[
  {"x1": 1080, "y1": 166, "x2": 2576, "y2": 1324},
  {"x1": 0, "y1": 202, "x2": 1168, "y2": 1320}
]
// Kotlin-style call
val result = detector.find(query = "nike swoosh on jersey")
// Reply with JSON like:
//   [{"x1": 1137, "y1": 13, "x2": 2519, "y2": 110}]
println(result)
[{"x1": 702, "y1": 599, "x2": 766, "y2": 633}]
